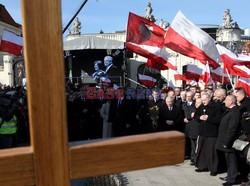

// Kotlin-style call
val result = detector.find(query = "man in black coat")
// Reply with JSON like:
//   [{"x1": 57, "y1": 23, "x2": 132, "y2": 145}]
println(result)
[
  {"x1": 158, "y1": 96, "x2": 184, "y2": 132},
  {"x1": 194, "y1": 92, "x2": 222, "y2": 176},
  {"x1": 183, "y1": 91, "x2": 196, "y2": 162},
  {"x1": 234, "y1": 87, "x2": 250, "y2": 183},
  {"x1": 216, "y1": 95, "x2": 240, "y2": 185}
]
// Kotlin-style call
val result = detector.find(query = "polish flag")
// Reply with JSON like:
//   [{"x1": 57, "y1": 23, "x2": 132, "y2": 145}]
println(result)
[
  {"x1": 164, "y1": 11, "x2": 220, "y2": 69},
  {"x1": 138, "y1": 74, "x2": 157, "y2": 88},
  {"x1": 216, "y1": 44, "x2": 250, "y2": 78},
  {"x1": 185, "y1": 64, "x2": 202, "y2": 81},
  {"x1": 231, "y1": 65, "x2": 250, "y2": 78},
  {"x1": 170, "y1": 69, "x2": 187, "y2": 81},
  {"x1": 216, "y1": 44, "x2": 250, "y2": 67},
  {"x1": 200, "y1": 62, "x2": 211, "y2": 85},
  {"x1": 235, "y1": 77, "x2": 250, "y2": 96},
  {"x1": 126, "y1": 12, "x2": 177, "y2": 70},
  {"x1": 0, "y1": 30, "x2": 23, "y2": 56},
  {"x1": 211, "y1": 67, "x2": 229, "y2": 84}
]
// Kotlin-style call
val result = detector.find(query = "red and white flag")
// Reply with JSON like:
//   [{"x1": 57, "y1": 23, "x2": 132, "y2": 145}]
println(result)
[
  {"x1": 235, "y1": 77, "x2": 250, "y2": 96},
  {"x1": 170, "y1": 69, "x2": 187, "y2": 81},
  {"x1": 211, "y1": 67, "x2": 229, "y2": 84},
  {"x1": 217, "y1": 44, "x2": 250, "y2": 67},
  {"x1": 138, "y1": 74, "x2": 157, "y2": 88},
  {"x1": 216, "y1": 44, "x2": 250, "y2": 78},
  {"x1": 126, "y1": 12, "x2": 177, "y2": 70},
  {"x1": 164, "y1": 11, "x2": 220, "y2": 69},
  {"x1": 200, "y1": 62, "x2": 211, "y2": 85},
  {"x1": 186, "y1": 64, "x2": 202, "y2": 81},
  {"x1": 0, "y1": 30, "x2": 23, "y2": 56},
  {"x1": 231, "y1": 65, "x2": 250, "y2": 78}
]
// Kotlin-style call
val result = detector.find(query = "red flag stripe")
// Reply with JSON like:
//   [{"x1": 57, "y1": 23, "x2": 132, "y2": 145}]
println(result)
[
  {"x1": 0, "y1": 40, "x2": 23, "y2": 56},
  {"x1": 146, "y1": 59, "x2": 168, "y2": 71}
]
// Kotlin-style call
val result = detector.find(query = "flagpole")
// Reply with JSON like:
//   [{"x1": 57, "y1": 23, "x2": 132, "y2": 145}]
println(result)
[
  {"x1": 225, "y1": 69, "x2": 235, "y2": 91},
  {"x1": 125, "y1": 77, "x2": 147, "y2": 88}
]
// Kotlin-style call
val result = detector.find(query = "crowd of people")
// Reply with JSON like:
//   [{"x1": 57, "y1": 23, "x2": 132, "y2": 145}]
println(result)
[
  {"x1": 65, "y1": 82, "x2": 250, "y2": 186},
  {"x1": 1, "y1": 81, "x2": 250, "y2": 185},
  {"x1": 0, "y1": 85, "x2": 29, "y2": 149}
]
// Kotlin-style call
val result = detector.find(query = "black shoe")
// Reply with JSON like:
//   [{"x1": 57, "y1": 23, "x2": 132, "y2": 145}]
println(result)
[
  {"x1": 190, "y1": 162, "x2": 195, "y2": 166},
  {"x1": 210, "y1": 172, "x2": 217, "y2": 176},
  {"x1": 185, "y1": 156, "x2": 190, "y2": 160},
  {"x1": 222, "y1": 181, "x2": 235, "y2": 186},
  {"x1": 195, "y1": 168, "x2": 208, "y2": 172},
  {"x1": 220, "y1": 177, "x2": 227, "y2": 181}
]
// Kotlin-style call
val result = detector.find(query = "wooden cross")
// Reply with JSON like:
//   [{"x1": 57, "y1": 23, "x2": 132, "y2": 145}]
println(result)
[{"x1": 0, "y1": 1, "x2": 184, "y2": 185}]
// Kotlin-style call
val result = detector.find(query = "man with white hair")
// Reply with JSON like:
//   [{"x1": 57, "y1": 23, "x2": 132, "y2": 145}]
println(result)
[
  {"x1": 104, "y1": 55, "x2": 121, "y2": 85},
  {"x1": 194, "y1": 93, "x2": 222, "y2": 176},
  {"x1": 158, "y1": 96, "x2": 184, "y2": 132},
  {"x1": 104, "y1": 56, "x2": 118, "y2": 77}
]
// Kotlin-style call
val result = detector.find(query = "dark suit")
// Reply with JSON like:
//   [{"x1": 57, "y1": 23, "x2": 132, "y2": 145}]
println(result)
[
  {"x1": 105, "y1": 65, "x2": 122, "y2": 85},
  {"x1": 109, "y1": 98, "x2": 136, "y2": 136},
  {"x1": 158, "y1": 103, "x2": 184, "y2": 132},
  {"x1": 216, "y1": 106, "x2": 240, "y2": 183},
  {"x1": 183, "y1": 101, "x2": 197, "y2": 160}
]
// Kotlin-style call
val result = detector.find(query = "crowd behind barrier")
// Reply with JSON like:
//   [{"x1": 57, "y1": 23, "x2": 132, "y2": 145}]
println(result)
[{"x1": 0, "y1": 81, "x2": 250, "y2": 185}]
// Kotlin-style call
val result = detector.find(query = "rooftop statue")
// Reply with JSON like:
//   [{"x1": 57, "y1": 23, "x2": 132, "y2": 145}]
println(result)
[
  {"x1": 145, "y1": 2, "x2": 153, "y2": 20},
  {"x1": 159, "y1": 19, "x2": 169, "y2": 30},
  {"x1": 71, "y1": 17, "x2": 81, "y2": 35},
  {"x1": 144, "y1": 2, "x2": 156, "y2": 23},
  {"x1": 221, "y1": 9, "x2": 239, "y2": 29}
]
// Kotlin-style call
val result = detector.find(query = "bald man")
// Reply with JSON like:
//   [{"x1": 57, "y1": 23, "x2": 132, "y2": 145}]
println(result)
[{"x1": 216, "y1": 95, "x2": 240, "y2": 185}]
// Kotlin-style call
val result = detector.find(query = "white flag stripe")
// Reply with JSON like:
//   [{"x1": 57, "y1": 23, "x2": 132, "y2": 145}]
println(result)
[
  {"x1": 2, "y1": 30, "x2": 23, "y2": 46},
  {"x1": 187, "y1": 64, "x2": 203, "y2": 75},
  {"x1": 211, "y1": 67, "x2": 227, "y2": 77},
  {"x1": 138, "y1": 74, "x2": 157, "y2": 82},
  {"x1": 169, "y1": 11, "x2": 221, "y2": 65}
]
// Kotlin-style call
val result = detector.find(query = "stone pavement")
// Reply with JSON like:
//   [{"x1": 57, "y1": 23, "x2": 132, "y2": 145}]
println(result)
[
  {"x1": 71, "y1": 160, "x2": 242, "y2": 186},
  {"x1": 122, "y1": 160, "x2": 236, "y2": 186}
]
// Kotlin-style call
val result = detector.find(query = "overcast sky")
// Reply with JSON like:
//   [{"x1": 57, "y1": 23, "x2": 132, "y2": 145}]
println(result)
[{"x1": 2, "y1": 0, "x2": 250, "y2": 35}]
